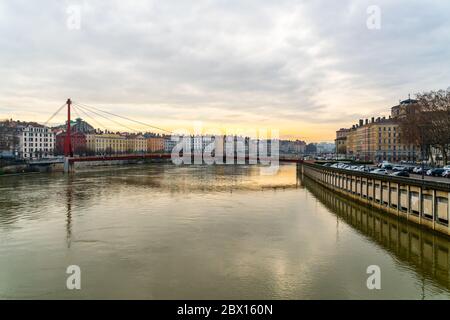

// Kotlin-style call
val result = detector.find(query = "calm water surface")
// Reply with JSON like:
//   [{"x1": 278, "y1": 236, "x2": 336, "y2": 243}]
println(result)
[{"x1": 1, "y1": 163, "x2": 450, "y2": 299}]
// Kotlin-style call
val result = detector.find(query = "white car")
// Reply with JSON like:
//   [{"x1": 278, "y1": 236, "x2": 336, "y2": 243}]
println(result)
[{"x1": 372, "y1": 169, "x2": 388, "y2": 175}]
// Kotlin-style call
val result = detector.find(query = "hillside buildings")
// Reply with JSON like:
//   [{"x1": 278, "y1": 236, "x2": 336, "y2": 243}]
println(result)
[{"x1": 0, "y1": 120, "x2": 21, "y2": 158}]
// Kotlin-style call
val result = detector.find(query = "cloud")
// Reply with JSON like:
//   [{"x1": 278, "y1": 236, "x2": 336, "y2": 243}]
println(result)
[{"x1": 0, "y1": 0, "x2": 449, "y2": 140}]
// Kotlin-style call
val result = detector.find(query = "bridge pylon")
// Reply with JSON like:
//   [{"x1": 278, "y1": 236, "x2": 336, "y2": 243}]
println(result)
[{"x1": 63, "y1": 98, "x2": 73, "y2": 158}]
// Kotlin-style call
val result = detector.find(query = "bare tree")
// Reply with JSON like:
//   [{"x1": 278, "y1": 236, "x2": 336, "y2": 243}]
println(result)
[
  {"x1": 400, "y1": 90, "x2": 450, "y2": 165},
  {"x1": 416, "y1": 90, "x2": 450, "y2": 165}
]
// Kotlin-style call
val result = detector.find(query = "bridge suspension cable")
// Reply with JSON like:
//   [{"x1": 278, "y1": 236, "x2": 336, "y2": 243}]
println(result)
[
  {"x1": 72, "y1": 104, "x2": 109, "y2": 132},
  {"x1": 43, "y1": 103, "x2": 67, "y2": 126},
  {"x1": 73, "y1": 101, "x2": 172, "y2": 134},
  {"x1": 74, "y1": 103, "x2": 141, "y2": 133}
]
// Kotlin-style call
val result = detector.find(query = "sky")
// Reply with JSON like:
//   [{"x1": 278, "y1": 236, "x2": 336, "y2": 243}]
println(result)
[{"x1": 0, "y1": 0, "x2": 449, "y2": 142}]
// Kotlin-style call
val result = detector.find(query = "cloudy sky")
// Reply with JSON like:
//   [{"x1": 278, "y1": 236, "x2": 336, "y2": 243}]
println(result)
[{"x1": 0, "y1": 0, "x2": 449, "y2": 141}]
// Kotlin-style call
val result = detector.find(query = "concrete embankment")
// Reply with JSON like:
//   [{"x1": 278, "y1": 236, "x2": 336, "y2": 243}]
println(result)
[
  {"x1": 1, "y1": 158, "x2": 172, "y2": 176},
  {"x1": 68, "y1": 158, "x2": 171, "y2": 171},
  {"x1": 0, "y1": 163, "x2": 64, "y2": 176},
  {"x1": 300, "y1": 162, "x2": 450, "y2": 236}
]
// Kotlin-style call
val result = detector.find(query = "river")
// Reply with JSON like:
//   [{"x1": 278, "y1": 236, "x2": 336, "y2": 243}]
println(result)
[{"x1": 0, "y1": 163, "x2": 449, "y2": 299}]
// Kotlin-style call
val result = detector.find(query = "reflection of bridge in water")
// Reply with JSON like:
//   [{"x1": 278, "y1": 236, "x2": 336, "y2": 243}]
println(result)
[
  {"x1": 64, "y1": 154, "x2": 302, "y2": 173},
  {"x1": 300, "y1": 174, "x2": 450, "y2": 293}
]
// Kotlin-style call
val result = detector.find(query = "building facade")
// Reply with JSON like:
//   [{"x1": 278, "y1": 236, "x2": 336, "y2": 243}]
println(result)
[
  {"x1": 335, "y1": 128, "x2": 350, "y2": 155},
  {"x1": 280, "y1": 140, "x2": 306, "y2": 155},
  {"x1": 147, "y1": 136, "x2": 165, "y2": 152},
  {"x1": 56, "y1": 132, "x2": 87, "y2": 155},
  {"x1": 164, "y1": 136, "x2": 177, "y2": 153},
  {"x1": 343, "y1": 117, "x2": 419, "y2": 162},
  {"x1": 20, "y1": 125, "x2": 55, "y2": 159},
  {"x1": 0, "y1": 120, "x2": 21, "y2": 158},
  {"x1": 86, "y1": 134, "x2": 146, "y2": 154},
  {"x1": 337, "y1": 99, "x2": 422, "y2": 163}
]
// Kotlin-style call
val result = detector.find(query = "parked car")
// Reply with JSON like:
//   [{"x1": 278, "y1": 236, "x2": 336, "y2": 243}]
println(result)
[
  {"x1": 381, "y1": 163, "x2": 393, "y2": 170},
  {"x1": 392, "y1": 166, "x2": 406, "y2": 172},
  {"x1": 372, "y1": 169, "x2": 388, "y2": 175},
  {"x1": 377, "y1": 161, "x2": 390, "y2": 168},
  {"x1": 443, "y1": 170, "x2": 450, "y2": 178},
  {"x1": 427, "y1": 168, "x2": 446, "y2": 177},
  {"x1": 391, "y1": 171, "x2": 410, "y2": 177},
  {"x1": 415, "y1": 166, "x2": 431, "y2": 174}
]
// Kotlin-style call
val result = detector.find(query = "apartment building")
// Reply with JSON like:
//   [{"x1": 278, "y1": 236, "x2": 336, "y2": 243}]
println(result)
[
  {"x1": 345, "y1": 117, "x2": 419, "y2": 162},
  {"x1": 86, "y1": 133, "x2": 146, "y2": 154},
  {"x1": 338, "y1": 98, "x2": 422, "y2": 162},
  {"x1": 147, "y1": 136, "x2": 165, "y2": 152},
  {"x1": 335, "y1": 128, "x2": 350, "y2": 155},
  {"x1": 20, "y1": 125, "x2": 55, "y2": 159}
]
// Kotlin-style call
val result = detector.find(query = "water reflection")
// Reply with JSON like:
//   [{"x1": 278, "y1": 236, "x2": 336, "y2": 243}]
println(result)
[
  {"x1": 300, "y1": 174, "x2": 450, "y2": 293},
  {"x1": 1, "y1": 163, "x2": 450, "y2": 299},
  {"x1": 66, "y1": 175, "x2": 73, "y2": 248}
]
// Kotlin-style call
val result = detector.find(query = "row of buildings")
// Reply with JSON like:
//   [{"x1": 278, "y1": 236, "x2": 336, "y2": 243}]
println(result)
[
  {"x1": 335, "y1": 98, "x2": 421, "y2": 162},
  {"x1": 0, "y1": 118, "x2": 307, "y2": 159}
]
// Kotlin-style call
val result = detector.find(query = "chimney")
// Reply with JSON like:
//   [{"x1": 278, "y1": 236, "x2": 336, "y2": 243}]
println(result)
[
  {"x1": 371, "y1": 117, "x2": 375, "y2": 123},
  {"x1": 359, "y1": 119, "x2": 364, "y2": 126},
  {"x1": 365, "y1": 119, "x2": 369, "y2": 125},
  {"x1": 377, "y1": 117, "x2": 381, "y2": 122}
]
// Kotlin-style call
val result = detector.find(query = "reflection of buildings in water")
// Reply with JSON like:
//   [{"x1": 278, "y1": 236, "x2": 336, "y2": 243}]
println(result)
[
  {"x1": 300, "y1": 174, "x2": 450, "y2": 292},
  {"x1": 97, "y1": 164, "x2": 300, "y2": 194},
  {"x1": 59, "y1": 164, "x2": 300, "y2": 243},
  {"x1": 0, "y1": 165, "x2": 300, "y2": 231}
]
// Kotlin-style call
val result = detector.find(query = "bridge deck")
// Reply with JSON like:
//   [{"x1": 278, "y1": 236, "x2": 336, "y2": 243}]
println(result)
[{"x1": 67, "y1": 154, "x2": 302, "y2": 164}]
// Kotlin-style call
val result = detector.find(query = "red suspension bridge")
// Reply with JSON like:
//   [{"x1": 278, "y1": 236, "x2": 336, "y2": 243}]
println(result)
[{"x1": 43, "y1": 99, "x2": 302, "y2": 172}]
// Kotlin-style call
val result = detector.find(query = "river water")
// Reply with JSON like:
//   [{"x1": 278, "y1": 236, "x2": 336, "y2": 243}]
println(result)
[{"x1": 0, "y1": 163, "x2": 450, "y2": 299}]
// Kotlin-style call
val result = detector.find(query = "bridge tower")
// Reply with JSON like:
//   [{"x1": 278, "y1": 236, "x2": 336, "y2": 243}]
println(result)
[{"x1": 64, "y1": 98, "x2": 74, "y2": 157}]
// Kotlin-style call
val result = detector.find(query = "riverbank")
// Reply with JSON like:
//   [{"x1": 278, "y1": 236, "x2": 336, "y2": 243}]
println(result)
[{"x1": 300, "y1": 162, "x2": 450, "y2": 237}]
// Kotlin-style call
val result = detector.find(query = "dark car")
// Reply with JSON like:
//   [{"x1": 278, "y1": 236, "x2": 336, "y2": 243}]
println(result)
[
  {"x1": 391, "y1": 171, "x2": 410, "y2": 177},
  {"x1": 427, "y1": 168, "x2": 445, "y2": 177}
]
